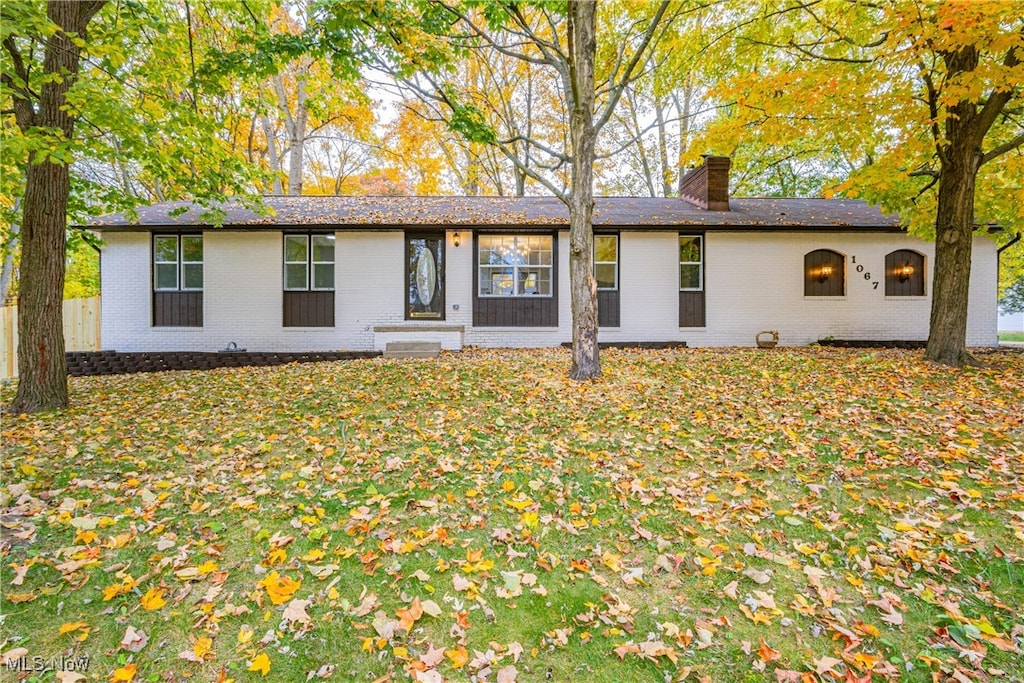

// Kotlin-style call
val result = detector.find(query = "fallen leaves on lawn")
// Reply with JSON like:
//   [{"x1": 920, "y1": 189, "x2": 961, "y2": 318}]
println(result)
[{"x1": 1, "y1": 347, "x2": 1022, "y2": 681}]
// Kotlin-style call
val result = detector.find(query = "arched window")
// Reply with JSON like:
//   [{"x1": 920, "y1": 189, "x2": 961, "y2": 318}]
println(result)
[
  {"x1": 885, "y1": 250, "x2": 925, "y2": 296},
  {"x1": 804, "y1": 249, "x2": 845, "y2": 296}
]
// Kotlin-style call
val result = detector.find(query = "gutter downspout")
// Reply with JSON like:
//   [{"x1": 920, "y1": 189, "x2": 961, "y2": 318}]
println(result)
[
  {"x1": 997, "y1": 231, "x2": 1021, "y2": 258},
  {"x1": 997, "y1": 231, "x2": 1021, "y2": 281},
  {"x1": 996, "y1": 232, "x2": 1021, "y2": 323}
]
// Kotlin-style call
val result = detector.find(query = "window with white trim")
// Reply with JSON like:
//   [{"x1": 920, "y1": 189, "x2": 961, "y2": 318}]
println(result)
[
  {"x1": 284, "y1": 234, "x2": 335, "y2": 291},
  {"x1": 154, "y1": 234, "x2": 203, "y2": 291},
  {"x1": 595, "y1": 234, "x2": 618, "y2": 290},
  {"x1": 478, "y1": 234, "x2": 552, "y2": 297},
  {"x1": 679, "y1": 235, "x2": 703, "y2": 291}
]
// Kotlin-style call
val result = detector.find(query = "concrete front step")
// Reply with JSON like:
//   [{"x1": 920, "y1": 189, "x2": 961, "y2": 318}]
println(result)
[{"x1": 384, "y1": 341, "x2": 442, "y2": 359}]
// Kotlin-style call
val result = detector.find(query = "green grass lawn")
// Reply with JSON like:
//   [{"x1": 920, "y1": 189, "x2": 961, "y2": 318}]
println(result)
[
  {"x1": 999, "y1": 331, "x2": 1024, "y2": 342},
  {"x1": 2, "y1": 347, "x2": 1022, "y2": 682}
]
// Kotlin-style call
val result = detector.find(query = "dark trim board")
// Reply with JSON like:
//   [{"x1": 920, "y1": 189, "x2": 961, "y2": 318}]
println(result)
[
  {"x1": 804, "y1": 249, "x2": 846, "y2": 297},
  {"x1": 284, "y1": 290, "x2": 334, "y2": 327},
  {"x1": 153, "y1": 291, "x2": 203, "y2": 327},
  {"x1": 597, "y1": 290, "x2": 620, "y2": 327},
  {"x1": 884, "y1": 249, "x2": 926, "y2": 296},
  {"x1": 678, "y1": 291, "x2": 705, "y2": 327}
]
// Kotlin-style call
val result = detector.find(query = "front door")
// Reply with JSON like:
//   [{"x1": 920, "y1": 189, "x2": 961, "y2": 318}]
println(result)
[{"x1": 406, "y1": 232, "x2": 444, "y2": 319}]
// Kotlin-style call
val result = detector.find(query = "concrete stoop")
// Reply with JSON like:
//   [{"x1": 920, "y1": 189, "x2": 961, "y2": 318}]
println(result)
[{"x1": 384, "y1": 341, "x2": 442, "y2": 359}]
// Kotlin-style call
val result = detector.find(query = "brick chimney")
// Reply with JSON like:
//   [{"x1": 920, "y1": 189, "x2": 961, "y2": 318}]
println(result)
[{"x1": 678, "y1": 155, "x2": 730, "y2": 211}]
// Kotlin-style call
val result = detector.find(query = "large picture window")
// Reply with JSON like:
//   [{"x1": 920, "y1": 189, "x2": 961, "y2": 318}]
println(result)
[
  {"x1": 283, "y1": 233, "x2": 335, "y2": 327},
  {"x1": 679, "y1": 235, "x2": 703, "y2": 290},
  {"x1": 153, "y1": 234, "x2": 202, "y2": 327},
  {"x1": 479, "y1": 234, "x2": 553, "y2": 297}
]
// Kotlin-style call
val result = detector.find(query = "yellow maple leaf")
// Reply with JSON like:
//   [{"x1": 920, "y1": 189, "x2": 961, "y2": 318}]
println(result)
[
  {"x1": 237, "y1": 625, "x2": 254, "y2": 645},
  {"x1": 300, "y1": 549, "x2": 324, "y2": 562},
  {"x1": 260, "y1": 571, "x2": 301, "y2": 605},
  {"x1": 504, "y1": 496, "x2": 534, "y2": 511},
  {"x1": 75, "y1": 529, "x2": 98, "y2": 545},
  {"x1": 446, "y1": 646, "x2": 469, "y2": 668},
  {"x1": 59, "y1": 621, "x2": 89, "y2": 635},
  {"x1": 102, "y1": 576, "x2": 136, "y2": 601},
  {"x1": 140, "y1": 587, "x2": 166, "y2": 611},
  {"x1": 262, "y1": 548, "x2": 287, "y2": 567},
  {"x1": 193, "y1": 636, "x2": 214, "y2": 660},
  {"x1": 110, "y1": 663, "x2": 137, "y2": 681},
  {"x1": 601, "y1": 552, "x2": 623, "y2": 572},
  {"x1": 248, "y1": 652, "x2": 271, "y2": 675}
]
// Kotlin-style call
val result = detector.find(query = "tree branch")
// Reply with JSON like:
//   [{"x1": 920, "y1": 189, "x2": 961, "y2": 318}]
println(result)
[
  {"x1": 973, "y1": 31, "x2": 1022, "y2": 147},
  {"x1": 594, "y1": 1, "x2": 672, "y2": 133},
  {"x1": 917, "y1": 58, "x2": 946, "y2": 166},
  {"x1": 981, "y1": 132, "x2": 1024, "y2": 166}
]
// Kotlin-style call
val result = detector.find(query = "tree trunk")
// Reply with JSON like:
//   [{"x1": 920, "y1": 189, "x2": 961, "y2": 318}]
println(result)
[
  {"x1": 9, "y1": 0, "x2": 106, "y2": 414},
  {"x1": 925, "y1": 153, "x2": 978, "y2": 366},
  {"x1": 673, "y1": 82, "x2": 693, "y2": 195},
  {"x1": 288, "y1": 73, "x2": 308, "y2": 195},
  {"x1": 567, "y1": 0, "x2": 600, "y2": 381},
  {"x1": 654, "y1": 92, "x2": 672, "y2": 197},
  {"x1": 261, "y1": 113, "x2": 284, "y2": 194},
  {"x1": 923, "y1": 44, "x2": 1004, "y2": 368}
]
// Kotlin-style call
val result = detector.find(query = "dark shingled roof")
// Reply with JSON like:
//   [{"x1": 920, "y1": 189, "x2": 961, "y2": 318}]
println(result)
[{"x1": 90, "y1": 195, "x2": 903, "y2": 232}]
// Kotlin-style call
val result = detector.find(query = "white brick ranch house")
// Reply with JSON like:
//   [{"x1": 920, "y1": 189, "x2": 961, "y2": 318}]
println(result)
[{"x1": 92, "y1": 158, "x2": 999, "y2": 353}]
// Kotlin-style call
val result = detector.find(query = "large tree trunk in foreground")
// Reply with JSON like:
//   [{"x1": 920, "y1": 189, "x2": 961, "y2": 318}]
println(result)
[
  {"x1": 925, "y1": 154, "x2": 978, "y2": 366},
  {"x1": 8, "y1": 0, "x2": 106, "y2": 414},
  {"x1": 567, "y1": 0, "x2": 600, "y2": 381}
]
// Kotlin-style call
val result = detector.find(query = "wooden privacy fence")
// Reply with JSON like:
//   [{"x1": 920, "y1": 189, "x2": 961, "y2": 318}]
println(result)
[{"x1": 0, "y1": 296, "x2": 101, "y2": 380}]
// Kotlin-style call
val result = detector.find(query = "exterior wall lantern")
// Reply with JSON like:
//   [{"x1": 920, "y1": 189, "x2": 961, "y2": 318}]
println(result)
[
  {"x1": 897, "y1": 263, "x2": 914, "y2": 282},
  {"x1": 818, "y1": 264, "x2": 834, "y2": 282},
  {"x1": 453, "y1": 232, "x2": 461, "y2": 247}
]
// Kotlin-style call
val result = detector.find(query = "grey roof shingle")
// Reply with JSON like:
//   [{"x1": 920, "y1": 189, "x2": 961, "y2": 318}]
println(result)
[{"x1": 90, "y1": 195, "x2": 903, "y2": 232}]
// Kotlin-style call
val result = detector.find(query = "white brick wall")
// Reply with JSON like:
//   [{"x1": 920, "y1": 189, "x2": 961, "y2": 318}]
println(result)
[
  {"x1": 100, "y1": 228, "x2": 999, "y2": 352},
  {"x1": 702, "y1": 232, "x2": 997, "y2": 347}
]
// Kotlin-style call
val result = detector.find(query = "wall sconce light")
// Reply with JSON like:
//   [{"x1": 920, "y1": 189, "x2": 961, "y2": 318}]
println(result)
[
  {"x1": 818, "y1": 264, "x2": 834, "y2": 282},
  {"x1": 897, "y1": 264, "x2": 914, "y2": 282},
  {"x1": 453, "y1": 232, "x2": 461, "y2": 247}
]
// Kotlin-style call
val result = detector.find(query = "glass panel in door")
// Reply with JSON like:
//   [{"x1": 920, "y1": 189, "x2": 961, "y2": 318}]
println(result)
[{"x1": 407, "y1": 234, "x2": 444, "y2": 319}]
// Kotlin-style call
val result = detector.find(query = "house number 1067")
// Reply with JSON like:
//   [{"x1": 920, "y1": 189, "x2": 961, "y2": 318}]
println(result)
[{"x1": 851, "y1": 256, "x2": 879, "y2": 289}]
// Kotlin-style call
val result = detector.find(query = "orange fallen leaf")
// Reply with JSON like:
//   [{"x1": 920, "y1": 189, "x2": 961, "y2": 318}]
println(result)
[
  {"x1": 756, "y1": 638, "x2": 781, "y2": 662},
  {"x1": 260, "y1": 571, "x2": 301, "y2": 605},
  {"x1": 397, "y1": 596, "x2": 423, "y2": 632}
]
